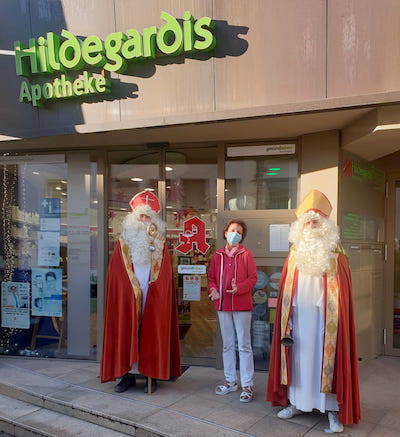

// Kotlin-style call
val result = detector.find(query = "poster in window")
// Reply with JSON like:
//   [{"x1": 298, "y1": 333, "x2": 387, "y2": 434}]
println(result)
[
  {"x1": 38, "y1": 231, "x2": 60, "y2": 267},
  {"x1": 183, "y1": 275, "x2": 201, "y2": 301},
  {"x1": 31, "y1": 268, "x2": 62, "y2": 317},
  {"x1": 1, "y1": 282, "x2": 30, "y2": 329},
  {"x1": 39, "y1": 198, "x2": 61, "y2": 232}
]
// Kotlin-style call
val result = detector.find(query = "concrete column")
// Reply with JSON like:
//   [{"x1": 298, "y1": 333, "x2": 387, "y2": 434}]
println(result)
[{"x1": 299, "y1": 130, "x2": 340, "y2": 223}]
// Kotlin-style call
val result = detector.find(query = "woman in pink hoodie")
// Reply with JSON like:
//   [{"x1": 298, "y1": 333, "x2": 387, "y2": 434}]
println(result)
[{"x1": 208, "y1": 219, "x2": 257, "y2": 402}]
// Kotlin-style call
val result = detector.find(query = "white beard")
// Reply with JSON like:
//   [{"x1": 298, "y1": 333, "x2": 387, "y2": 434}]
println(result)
[
  {"x1": 124, "y1": 222, "x2": 152, "y2": 266},
  {"x1": 121, "y1": 207, "x2": 165, "y2": 267},
  {"x1": 289, "y1": 212, "x2": 340, "y2": 276},
  {"x1": 294, "y1": 229, "x2": 335, "y2": 276}
]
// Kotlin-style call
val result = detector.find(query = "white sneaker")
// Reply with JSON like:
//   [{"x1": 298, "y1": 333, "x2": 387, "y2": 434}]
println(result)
[
  {"x1": 277, "y1": 404, "x2": 303, "y2": 419},
  {"x1": 215, "y1": 381, "x2": 238, "y2": 395},
  {"x1": 326, "y1": 411, "x2": 344, "y2": 433}
]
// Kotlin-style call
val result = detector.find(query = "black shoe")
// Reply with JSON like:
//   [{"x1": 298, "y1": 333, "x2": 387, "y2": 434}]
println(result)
[
  {"x1": 144, "y1": 378, "x2": 158, "y2": 394},
  {"x1": 114, "y1": 373, "x2": 136, "y2": 393}
]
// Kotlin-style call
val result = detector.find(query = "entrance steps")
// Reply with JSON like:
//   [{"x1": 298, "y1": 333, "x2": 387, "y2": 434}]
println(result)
[
  {"x1": 0, "y1": 358, "x2": 254, "y2": 437},
  {"x1": 7, "y1": 356, "x2": 400, "y2": 436},
  {"x1": 0, "y1": 392, "x2": 131, "y2": 436},
  {"x1": 0, "y1": 383, "x2": 154, "y2": 436}
]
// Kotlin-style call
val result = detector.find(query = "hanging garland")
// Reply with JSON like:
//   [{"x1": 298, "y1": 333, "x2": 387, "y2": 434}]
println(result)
[{"x1": 0, "y1": 163, "x2": 23, "y2": 353}]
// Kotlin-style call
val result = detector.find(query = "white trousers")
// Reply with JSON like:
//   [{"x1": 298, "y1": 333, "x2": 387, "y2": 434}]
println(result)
[{"x1": 217, "y1": 311, "x2": 254, "y2": 387}]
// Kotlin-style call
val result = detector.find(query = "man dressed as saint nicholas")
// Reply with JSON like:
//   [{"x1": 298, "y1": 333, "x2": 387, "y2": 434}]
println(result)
[
  {"x1": 267, "y1": 190, "x2": 360, "y2": 434},
  {"x1": 100, "y1": 191, "x2": 181, "y2": 393}
]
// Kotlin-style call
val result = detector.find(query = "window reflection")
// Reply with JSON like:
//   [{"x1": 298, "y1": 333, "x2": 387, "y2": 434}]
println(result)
[
  {"x1": 225, "y1": 154, "x2": 298, "y2": 210},
  {"x1": 394, "y1": 181, "x2": 400, "y2": 348}
]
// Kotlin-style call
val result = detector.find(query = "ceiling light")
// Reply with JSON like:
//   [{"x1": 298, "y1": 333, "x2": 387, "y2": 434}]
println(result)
[
  {"x1": 373, "y1": 123, "x2": 400, "y2": 132},
  {"x1": 130, "y1": 177, "x2": 143, "y2": 182},
  {"x1": 165, "y1": 166, "x2": 173, "y2": 171},
  {"x1": 55, "y1": 186, "x2": 62, "y2": 190}
]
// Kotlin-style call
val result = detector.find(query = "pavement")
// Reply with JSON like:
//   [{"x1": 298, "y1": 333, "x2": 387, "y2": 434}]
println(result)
[{"x1": 0, "y1": 355, "x2": 398, "y2": 436}]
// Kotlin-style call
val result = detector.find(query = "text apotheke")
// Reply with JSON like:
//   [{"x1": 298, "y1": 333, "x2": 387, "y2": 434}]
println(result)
[{"x1": 14, "y1": 11, "x2": 216, "y2": 106}]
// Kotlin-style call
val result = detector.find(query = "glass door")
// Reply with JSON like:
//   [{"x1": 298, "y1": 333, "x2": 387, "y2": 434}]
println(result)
[
  {"x1": 108, "y1": 146, "x2": 218, "y2": 366},
  {"x1": 385, "y1": 174, "x2": 400, "y2": 355},
  {"x1": 165, "y1": 147, "x2": 217, "y2": 366}
]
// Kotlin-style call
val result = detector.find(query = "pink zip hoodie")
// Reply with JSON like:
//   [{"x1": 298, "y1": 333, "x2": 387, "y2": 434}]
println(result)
[{"x1": 208, "y1": 244, "x2": 257, "y2": 311}]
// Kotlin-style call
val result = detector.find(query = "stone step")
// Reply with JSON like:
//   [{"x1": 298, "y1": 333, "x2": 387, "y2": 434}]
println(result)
[
  {"x1": 0, "y1": 392, "x2": 129, "y2": 436},
  {"x1": 0, "y1": 376, "x2": 163, "y2": 437}
]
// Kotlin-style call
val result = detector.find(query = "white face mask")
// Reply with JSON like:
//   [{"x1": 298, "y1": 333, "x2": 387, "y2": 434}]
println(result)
[{"x1": 226, "y1": 231, "x2": 242, "y2": 246}]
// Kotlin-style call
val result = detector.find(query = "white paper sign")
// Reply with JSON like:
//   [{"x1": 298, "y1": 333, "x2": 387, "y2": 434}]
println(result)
[
  {"x1": 269, "y1": 224, "x2": 290, "y2": 252},
  {"x1": 183, "y1": 275, "x2": 201, "y2": 301},
  {"x1": 40, "y1": 217, "x2": 61, "y2": 232},
  {"x1": 1, "y1": 282, "x2": 30, "y2": 329},
  {"x1": 38, "y1": 231, "x2": 60, "y2": 266}
]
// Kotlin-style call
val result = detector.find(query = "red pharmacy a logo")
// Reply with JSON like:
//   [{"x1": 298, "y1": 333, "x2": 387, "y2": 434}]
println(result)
[{"x1": 175, "y1": 217, "x2": 210, "y2": 255}]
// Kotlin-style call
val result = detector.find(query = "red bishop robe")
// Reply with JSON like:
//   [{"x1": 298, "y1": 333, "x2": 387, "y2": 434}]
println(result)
[
  {"x1": 266, "y1": 252, "x2": 360, "y2": 425},
  {"x1": 100, "y1": 239, "x2": 181, "y2": 383}
]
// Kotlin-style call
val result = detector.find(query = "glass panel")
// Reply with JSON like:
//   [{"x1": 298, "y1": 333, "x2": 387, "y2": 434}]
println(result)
[
  {"x1": 166, "y1": 147, "x2": 217, "y2": 366},
  {"x1": 225, "y1": 154, "x2": 297, "y2": 210},
  {"x1": 66, "y1": 155, "x2": 98, "y2": 357},
  {"x1": 0, "y1": 156, "x2": 97, "y2": 359},
  {"x1": 89, "y1": 162, "x2": 98, "y2": 356},
  {"x1": 252, "y1": 264, "x2": 283, "y2": 370},
  {"x1": 394, "y1": 181, "x2": 400, "y2": 349}
]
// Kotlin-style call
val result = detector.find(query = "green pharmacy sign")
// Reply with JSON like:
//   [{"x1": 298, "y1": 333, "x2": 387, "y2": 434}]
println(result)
[{"x1": 14, "y1": 11, "x2": 216, "y2": 106}]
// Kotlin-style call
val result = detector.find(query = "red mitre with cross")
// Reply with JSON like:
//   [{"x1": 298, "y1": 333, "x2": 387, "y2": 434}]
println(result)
[{"x1": 129, "y1": 191, "x2": 161, "y2": 213}]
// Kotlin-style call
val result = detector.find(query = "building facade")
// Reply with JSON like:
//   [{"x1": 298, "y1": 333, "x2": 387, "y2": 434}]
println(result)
[{"x1": 0, "y1": 0, "x2": 399, "y2": 367}]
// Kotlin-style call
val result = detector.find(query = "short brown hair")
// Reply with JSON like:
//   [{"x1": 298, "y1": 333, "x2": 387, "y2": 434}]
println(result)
[{"x1": 223, "y1": 219, "x2": 247, "y2": 241}]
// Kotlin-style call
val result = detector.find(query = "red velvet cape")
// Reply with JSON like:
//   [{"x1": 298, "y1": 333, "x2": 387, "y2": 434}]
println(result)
[
  {"x1": 100, "y1": 241, "x2": 181, "y2": 383},
  {"x1": 266, "y1": 253, "x2": 360, "y2": 425}
]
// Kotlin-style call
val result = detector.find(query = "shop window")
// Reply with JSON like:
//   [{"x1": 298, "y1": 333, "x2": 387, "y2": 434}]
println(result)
[
  {"x1": 0, "y1": 154, "x2": 97, "y2": 359},
  {"x1": 225, "y1": 146, "x2": 298, "y2": 210},
  {"x1": 251, "y1": 264, "x2": 282, "y2": 370}
]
